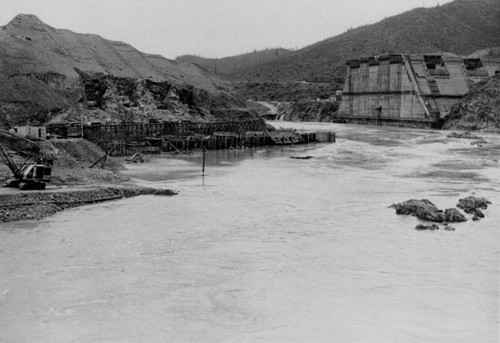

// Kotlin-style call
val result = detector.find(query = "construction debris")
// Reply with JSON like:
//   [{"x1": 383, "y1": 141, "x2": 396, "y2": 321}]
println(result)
[{"x1": 125, "y1": 152, "x2": 145, "y2": 163}]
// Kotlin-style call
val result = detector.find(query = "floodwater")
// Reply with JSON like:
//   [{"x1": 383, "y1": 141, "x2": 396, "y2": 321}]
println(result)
[{"x1": 1, "y1": 123, "x2": 499, "y2": 342}]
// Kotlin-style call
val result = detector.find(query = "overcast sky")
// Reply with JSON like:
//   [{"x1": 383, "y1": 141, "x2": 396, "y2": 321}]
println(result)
[{"x1": 2, "y1": 0, "x2": 453, "y2": 59}]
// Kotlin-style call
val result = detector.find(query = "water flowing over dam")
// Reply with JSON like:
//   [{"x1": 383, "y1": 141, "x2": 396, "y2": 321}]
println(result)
[{"x1": 1, "y1": 123, "x2": 499, "y2": 342}]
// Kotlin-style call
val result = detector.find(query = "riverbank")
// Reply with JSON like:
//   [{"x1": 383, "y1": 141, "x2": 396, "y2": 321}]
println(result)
[
  {"x1": 0, "y1": 136, "x2": 179, "y2": 223},
  {"x1": 0, "y1": 186, "x2": 176, "y2": 222}
]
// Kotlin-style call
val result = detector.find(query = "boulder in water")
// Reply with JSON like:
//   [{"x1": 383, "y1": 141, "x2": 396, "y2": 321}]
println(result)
[
  {"x1": 290, "y1": 156, "x2": 313, "y2": 160},
  {"x1": 443, "y1": 208, "x2": 467, "y2": 222},
  {"x1": 472, "y1": 208, "x2": 485, "y2": 221},
  {"x1": 390, "y1": 199, "x2": 444, "y2": 222},
  {"x1": 457, "y1": 196, "x2": 491, "y2": 214},
  {"x1": 471, "y1": 138, "x2": 489, "y2": 146},
  {"x1": 415, "y1": 223, "x2": 440, "y2": 231}
]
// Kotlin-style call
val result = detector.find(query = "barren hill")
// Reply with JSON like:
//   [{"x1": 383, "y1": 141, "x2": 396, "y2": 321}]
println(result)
[
  {"x1": 216, "y1": 0, "x2": 500, "y2": 82},
  {"x1": 177, "y1": 48, "x2": 293, "y2": 78},
  {"x1": 0, "y1": 14, "x2": 256, "y2": 126}
]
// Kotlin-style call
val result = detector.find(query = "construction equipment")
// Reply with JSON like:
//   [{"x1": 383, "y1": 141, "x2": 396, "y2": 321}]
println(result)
[{"x1": 0, "y1": 129, "x2": 52, "y2": 190}]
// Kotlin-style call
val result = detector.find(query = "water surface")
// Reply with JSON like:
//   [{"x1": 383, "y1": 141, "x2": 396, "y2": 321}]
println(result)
[{"x1": 1, "y1": 123, "x2": 499, "y2": 342}]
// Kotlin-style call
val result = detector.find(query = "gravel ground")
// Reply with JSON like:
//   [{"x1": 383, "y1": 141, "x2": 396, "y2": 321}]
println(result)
[{"x1": 0, "y1": 186, "x2": 176, "y2": 222}]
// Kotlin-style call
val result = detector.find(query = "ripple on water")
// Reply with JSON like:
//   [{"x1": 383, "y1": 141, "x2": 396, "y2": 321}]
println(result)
[{"x1": 409, "y1": 170, "x2": 490, "y2": 183}]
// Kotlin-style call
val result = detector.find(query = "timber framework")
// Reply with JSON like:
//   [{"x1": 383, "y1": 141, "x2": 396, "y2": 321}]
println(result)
[{"x1": 47, "y1": 120, "x2": 335, "y2": 156}]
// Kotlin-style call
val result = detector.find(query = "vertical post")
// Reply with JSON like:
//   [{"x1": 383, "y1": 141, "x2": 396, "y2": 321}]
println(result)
[{"x1": 202, "y1": 148, "x2": 206, "y2": 176}]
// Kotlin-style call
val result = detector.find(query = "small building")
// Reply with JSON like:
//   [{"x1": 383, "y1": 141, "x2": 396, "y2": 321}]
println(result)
[
  {"x1": 11, "y1": 126, "x2": 46, "y2": 139},
  {"x1": 338, "y1": 53, "x2": 500, "y2": 127}
]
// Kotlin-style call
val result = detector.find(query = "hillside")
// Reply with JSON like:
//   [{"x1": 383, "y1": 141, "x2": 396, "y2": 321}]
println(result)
[
  {"x1": 0, "y1": 14, "x2": 257, "y2": 126},
  {"x1": 468, "y1": 46, "x2": 500, "y2": 59},
  {"x1": 177, "y1": 48, "x2": 292, "y2": 77},
  {"x1": 443, "y1": 75, "x2": 500, "y2": 132},
  {"x1": 219, "y1": 0, "x2": 500, "y2": 82},
  {"x1": 234, "y1": 81, "x2": 338, "y2": 102}
]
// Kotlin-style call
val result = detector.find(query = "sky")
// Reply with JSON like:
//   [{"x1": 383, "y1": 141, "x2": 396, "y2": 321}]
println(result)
[{"x1": 2, "y1": 0, "x2": 453, "y2": 59}]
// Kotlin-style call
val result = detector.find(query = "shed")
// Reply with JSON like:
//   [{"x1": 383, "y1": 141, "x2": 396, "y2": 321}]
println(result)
[{"x1": 11, "y1": 126, "x2": 46, "y2": 139}]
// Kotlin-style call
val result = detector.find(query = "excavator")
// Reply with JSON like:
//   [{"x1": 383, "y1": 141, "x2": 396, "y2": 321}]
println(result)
[{"x1": 0, "y1": 129, "x2": 52, "y2": 190}]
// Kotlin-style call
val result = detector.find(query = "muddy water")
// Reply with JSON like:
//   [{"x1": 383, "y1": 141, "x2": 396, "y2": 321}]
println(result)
[{"x1": 1, "y1": 123, "x2": 499, "y2": 342}]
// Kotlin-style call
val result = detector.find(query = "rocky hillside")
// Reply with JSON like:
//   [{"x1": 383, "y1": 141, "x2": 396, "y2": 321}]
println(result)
[
  {"x1": 246, "y1": 100, "x2": 339, "y2": 122},
  {"x1": 212, "y1": 0, "x2": 500, "y2": 83},
  {"x1": 443, "y1": 75, "x2": 500, "y2": 132},
  {"x1": 0, "y1": 14, "x2": 258, "y2": 127}
]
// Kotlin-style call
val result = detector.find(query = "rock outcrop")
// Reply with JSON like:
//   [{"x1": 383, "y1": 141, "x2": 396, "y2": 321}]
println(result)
[
  {"x1": 442, "y1": 75, "x2": 500, "y2": 132},
  {"x1": 246, "y1": 99, "x2": 339, "y2": 122},
  {"x1": 0, "y1": 14, "x2": 257, "y2": 126}
]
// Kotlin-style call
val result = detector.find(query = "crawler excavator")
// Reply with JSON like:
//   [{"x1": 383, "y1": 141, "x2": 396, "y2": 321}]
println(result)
[{"x1": 0, "y1": 129, "x2": 52, "y2": 190}]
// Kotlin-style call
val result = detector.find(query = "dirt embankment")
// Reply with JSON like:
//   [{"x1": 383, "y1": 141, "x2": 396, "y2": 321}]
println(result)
[
  {"x1": 0, "y1": 137, "x2": 176, "y2": 223},
  {"x1": 443, "y1": 75, "x2": 500, "y2": 132},
  {"x1": 0, "y1": 138, "x2": 127, "y2": 186},
  {"x1": 0, "y1": 187, "x2": 176, "y2": 222}
]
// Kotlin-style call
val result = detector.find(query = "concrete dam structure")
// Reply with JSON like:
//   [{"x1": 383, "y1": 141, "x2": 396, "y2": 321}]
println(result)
[{"x1": 339, "y1": 53, "x2": 500, "y2": 127}]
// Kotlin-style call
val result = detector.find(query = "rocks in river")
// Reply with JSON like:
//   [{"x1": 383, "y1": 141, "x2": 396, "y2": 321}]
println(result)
[
  {"x1": 457, "y1": 196, "x2": 491, "y2": 214},
  {"x1": 457, "y1": 196, "x2": 491, "y2": 220},
  {"x1": 415, "y1": 223, "x2": 440, "y2": 231},
  {"x1": 415, "y1": 223, "x2": 456, "y2": 231},
  {"x1": 390, "y1": 199, "x2": 444, "y2": 222},
  {"x1": 443, "y1": 208, "x2": 467, "y2": 223},
  {"x1": 290, "y1": 156, "x2": 313, "y2": 159},
  {"x1": 392, "y1": 195, "x2": 492, "y2": 230},
  {"x1": 472, "y1": 209, "x2": 485, "y2": 221},
  {"x1": 446, "y1": 131, "x2": 481, "y2": 139},
  {"x1": 470, "y1": 138, "x2": 489, "y2": 146},
  {"x1": 415, "y1": 205, "x2": 444, "y2": 222},
  {"x1": 390, "y1": 199, "x2": 435, "y2": 215},
  {"x1": 447, "y1": 132, "x2": 490, "y2": 147}
]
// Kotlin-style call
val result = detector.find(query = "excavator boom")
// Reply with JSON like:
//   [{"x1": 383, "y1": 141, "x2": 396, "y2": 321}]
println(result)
[
  {"x1": 0, "y1": 144, "x2": 22, "y2": 178},
  {"x1": 0, "y1": 129, "x2": 51, "y2": 190}
]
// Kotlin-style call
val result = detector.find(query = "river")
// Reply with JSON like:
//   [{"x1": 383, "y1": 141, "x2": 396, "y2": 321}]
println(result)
[{"x1": 1, "y1": 123, "x2": 499, "y2": 342}]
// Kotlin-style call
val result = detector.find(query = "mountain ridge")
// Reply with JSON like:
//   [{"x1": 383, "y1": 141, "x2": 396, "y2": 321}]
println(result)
[
  {"x1": 179, "y1": 0, "x2": 500, "y2": 83},
  {"x1": 177, "y1": 48, "x2": 293, "y2": 77},
  {"x1": 0, "y1": 14, "x2": 257, "y2": 126}
]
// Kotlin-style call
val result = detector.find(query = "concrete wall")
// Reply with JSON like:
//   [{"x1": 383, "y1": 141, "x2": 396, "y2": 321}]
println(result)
[
  {"x1": 340, "y1": 55, "x2": 428, "y2": 121},
  {"x1": 339, "y1": 53, "x2": 499, "y2": 125},
  {"x1": 483, "y1": 62, "x2": 500, "y2": 77},
  {"x1": 433, "y1": 61, "x2": 469, "y2": 96}
]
